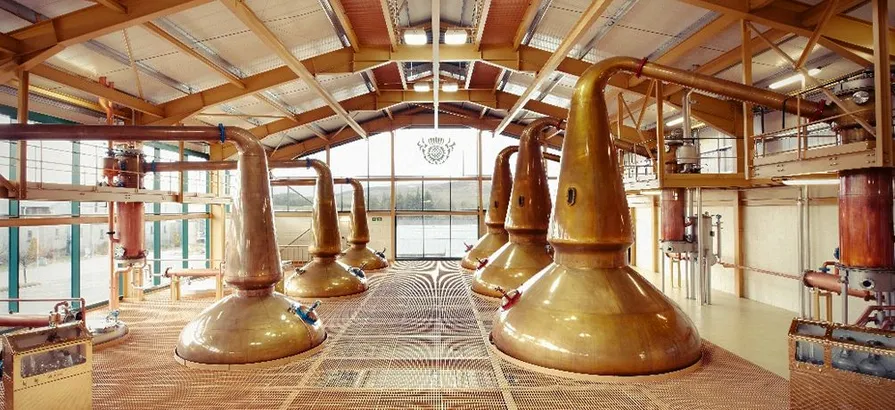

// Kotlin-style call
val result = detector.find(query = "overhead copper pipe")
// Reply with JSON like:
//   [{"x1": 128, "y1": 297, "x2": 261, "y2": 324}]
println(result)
[
  {"x1": 271, "y1": 177, "x2": 388, "y2": 270},
  {"x1": 0, "y1": 124, "x2": 325, "y2": 366},
  {"x1": 283, "y1": 159, "x2": 367, "y2": 298},
  {"x1": 473, "y1": 118, "x2": 560, "y2": 297},
  {"x1": 492, "y1": 56, "x2": 826, "y2": 377},
  {"x1": 0, "y1": 314, "x2": 52, "y2": 328}
]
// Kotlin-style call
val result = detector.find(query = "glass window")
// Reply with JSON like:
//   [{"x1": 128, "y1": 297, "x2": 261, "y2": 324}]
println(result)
[
  {"x1": 395, "y1": 181, "x2": 423, "y2": 211},
  {"x1": 423, "y1": 215, "x2": 450, "y2": 258},
  {"x1": 27, "y1": 140, "x2": 73, "y2": 184},
  {"x1": 78, "y1": 141, "x2": 107, "y2": 186},
  {"x1": 19, "y1": 225, "x2": 72, "y2": 314},
  {"x1": 394, "y1": 128, "x2": 477, "y2": 177},
  {"x1": 145, "y1": 221, "x2": 169, "y2": 286},
  {"x1": 422, "y1": 181, "x2": 449, "y2": 211},
  {"x1": 396, "y1": 215, "x2": 423, "y2": 258},
  {"x1": 450, "y1": 215, "x2": 479, "y2": 258},
  {"x1": 80, "y1": 224, "x2": 110, "y2": 306},
  {"x1": 158, "y1": 220, "x2": 182, "y2": 277},
  {"x1": 450, "y1": 180, "x2": 478, "y2": 211},
  {"x1": 365, "y1": 181, "x2": 390, "y2": 211},
  {"x1": 187, "y1": 219, "x2": 207, "y2": 269},
  {"x1": 0, "y1": 227, "x2": 8, "y2": 313}
]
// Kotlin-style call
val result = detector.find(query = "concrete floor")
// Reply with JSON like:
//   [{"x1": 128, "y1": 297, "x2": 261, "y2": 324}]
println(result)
[{"x1": 636, "y1": 267, "x2": 795, "y2": 379}]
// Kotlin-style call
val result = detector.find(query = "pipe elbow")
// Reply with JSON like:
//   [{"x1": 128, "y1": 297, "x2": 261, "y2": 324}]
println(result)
[
  {"x1": 495, "y1": 146, "x2": 519, "y2": 166},
  {"x1": 520, "y1": 117, "x2": 563, "y2": 146},
  {"x1": 304, "y1": 158, "x2": 332, "y2": 179},
  {"x1": 223, "y1": 127, "x2": 266, "y2": 159}
]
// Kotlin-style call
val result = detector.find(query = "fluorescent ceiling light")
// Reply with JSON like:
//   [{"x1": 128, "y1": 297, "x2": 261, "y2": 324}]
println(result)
[
  {"x1": 665, "y1": 117, "x2": 685, "y2": 127},
  {"x1": 768, "y1": 68, "x2": 822, "y2": 90},
  {"x1": 403, "y1": 29, "x2": 428, "y2": 45},
  {"x1": 444, "y1": 29, "x2": 468, "y2": 45},
  {"x1": 780, "y1": 177, "x2": 839, "y2": 186},
  {"x1": 640, "y1": 189, "x2": 663, "y2": 196},
  {"x1": 441, "y1": 82, "x2": 459, "y2": 92},
  {"x1": 413, "y1": 82, "x2": 431, "y2": 92}
]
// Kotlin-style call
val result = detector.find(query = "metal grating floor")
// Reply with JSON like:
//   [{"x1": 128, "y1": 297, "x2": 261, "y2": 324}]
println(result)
[{"x1": 4, "y1": 261, "x2": 789, "y2": 409}]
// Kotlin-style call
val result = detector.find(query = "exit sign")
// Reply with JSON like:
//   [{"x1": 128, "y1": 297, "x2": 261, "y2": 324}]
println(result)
[{"x1": 372, "y1": 217, "x2": 383, "y2": 222}]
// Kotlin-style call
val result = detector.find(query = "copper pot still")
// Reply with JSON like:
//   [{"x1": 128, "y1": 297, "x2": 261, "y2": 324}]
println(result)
[
  {"x1": 461, "y1": 146, "x2": 561, "y2": 272},
  {"x1": 283, "y1": 159, "x2": 368, "y2": 299},
  {"x1": 490, "y1": 56, "x2": 835, "y2": 376},
  {"x1": 0, "y1": 124, "x2": 326, "y2": 367},
  {"x1": 472, "y1": 118, "x2": 560, "y2": 297},
  {"x1": 269, "y1": 177, "x2": 388, "y2": 271}
]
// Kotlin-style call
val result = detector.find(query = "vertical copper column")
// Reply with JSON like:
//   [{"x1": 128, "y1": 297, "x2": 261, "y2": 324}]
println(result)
[
  {"x1": 114, "y1": 150, "x2": 145, "y2": 260},
  {"x1": 660, "y1": 188, "x2": 687, "y2": 242},
  {"x1": 461, "y1": 146, "x2": 518, "y2": 271},
  {"x1": 284, "y1": 159, "x2": 368, "y2": 298},
  {"x1": 337, "y1": 178, "x2": 389, "y2": 270},
  {"x1": 472, "y1": 118, "x2": 559, "y2": 297},
  {"x1": 839, "y1": 168, "x2": 894, "y2": 269}
]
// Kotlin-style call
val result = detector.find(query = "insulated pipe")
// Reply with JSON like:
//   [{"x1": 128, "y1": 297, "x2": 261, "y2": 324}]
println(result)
[
  {"x1": 660, "y1": 188, "x2": 686, "y2": 241},
  {"x1": 0, "y1": 315, "x2": 52, "y2": 328},
  {"x1": 492, "y1": 56, "x2": 829, "y2": 376},
  {"x1": 473, "y1": 118, "x2": 559, "y2": 297},
  {"x1": 0, "y1": 124, "x2": 325, "y2": 366}
]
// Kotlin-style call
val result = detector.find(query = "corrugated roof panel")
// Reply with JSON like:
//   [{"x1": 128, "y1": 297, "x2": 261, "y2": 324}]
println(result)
[
  {"x1": 341, "y1": 0, "x2": 391, "y2": 48},
  {"x1": 17, "y1": 0, "x2": 93, "y2": 18},
  {"x1": 29, "y1": 76, "x2": 101, "y2": 104},
  {"x1": 480, "y1": 0, "x2": 529, "y2": 46},
  {"x1": 0, "y1": 9, "x2": 29, "y2": 32},
  {"x1": 91, "y1": 24, "x2": 180, "y2": 63},
  {"x1": 45, "y1": 43, "x2": 130, "y2": 79}
]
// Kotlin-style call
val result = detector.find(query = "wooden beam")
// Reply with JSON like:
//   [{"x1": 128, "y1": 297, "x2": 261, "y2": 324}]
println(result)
[
  {"x1": 29, "y1": 64, "x2": 164, "y2": 118},
  {"x1": 0, "y1": 0, "x2": 212, "y2": 84},
  {"x1": 873, "y1": 0, "x2": 892, "y2": 165},
  {"x1": 220, "y1": 0, "x2": 367, "y2": 138},
  {"x1": 628, "y1": 14, "x2": 738, "y2": 88},
  {"x1": 143, "y1": 47, "x2": 355, "y2": 125},
  {"x1": 512, "y1": 0, "x2": 540, "y2": 50},
  {"x1": 92, "y1": 0, "x2": 127, "y2": 13},
  {"x1": 329, "y1": 0, "x2": 361, "y2": 52},
  {"x1": 802, "y1": 0, "x2": 866, "y2": 25},
  {"x1": 473, "y1": 0, "x2": 494, "y2": 49},
  {"x1": 17, "y1": 69, "x2": 27, "y2": 200},
  {"x1": 0, "y1": 33, "x2": 21, "y2": 55},
  {"x1": 494, "y1": 0, "x2": 612, "y2": 136},
  {"x1": 378, "y1": 0, "x2": 398, "y2": 50},
  {"x1": 142, "y1": 22, "x2": 245, "y2": 89},
  {"x1": 678, "y1": 0, "x2": 895, "y2": 57},
  {"x1": 741, "y1": 19, "x2": 754, "y2": 176},
  {"x1": 795, "y1": 0, "x2": 839, "y2": 69}
]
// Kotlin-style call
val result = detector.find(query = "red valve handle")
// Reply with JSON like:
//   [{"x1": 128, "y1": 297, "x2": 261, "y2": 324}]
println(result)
[
  {"x1": 464, "y1": 242, "x2": 473, "y2": 252},
  {"x1": 477, "y1": 258, "x2": 489, "y2": 270}
]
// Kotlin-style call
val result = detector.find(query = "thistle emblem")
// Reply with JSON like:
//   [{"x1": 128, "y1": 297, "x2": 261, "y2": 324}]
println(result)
[{"x1": 417, "y1": 135, "x2": 455, "y2": 164}]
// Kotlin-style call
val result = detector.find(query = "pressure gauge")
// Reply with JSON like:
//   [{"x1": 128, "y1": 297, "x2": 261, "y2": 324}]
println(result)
[{"x1": 852, "y1": 90, "x2": 871, "y2": 105}]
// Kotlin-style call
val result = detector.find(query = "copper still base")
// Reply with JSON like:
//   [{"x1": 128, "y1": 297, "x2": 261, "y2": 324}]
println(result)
[
  {"x1": 472, "y1": 239, "x2": 552, "y2": 298},
  {"x1": 285, "y1": 257, "x2": 368, "y2": 298},
  {"x1": 338, "y1": 245, "x2": 389, "y2": 271},
  {"x1": 175, "y1": 290, "x2": 326, "y2": 366},
  {"x1": 491, "y1": 263, "x2": 702, "y2": 376},
  {"x1": 460, "y1": 231, "x2": 509, "y2": 271}
]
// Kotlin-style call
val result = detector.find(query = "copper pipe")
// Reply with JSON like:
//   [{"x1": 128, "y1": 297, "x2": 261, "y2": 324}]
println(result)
[
  {"x1": 803, "y1": 271, "x2": 874, "y2": 300},
  {"x1": 165, "y1": 268, "x2": 221, "y2": 278},
  {"x1": 283, "y1": 159, "x2": 367, "y2": 298},
  {"x1": 0, "y1": 124, "x2": 325, "y2": 366},
  {"x1": 0, "y1": 315, "x2": 51, "y2": 328},
  {"x1": 473, "y1": 118, "x2": 559, "y2": 297},
  {"x1": 145, "y1": 159, "x2": 319, "y2": 173},
  {"x1": 839, "y1": 168, "x2": 894, "y2": 269}
]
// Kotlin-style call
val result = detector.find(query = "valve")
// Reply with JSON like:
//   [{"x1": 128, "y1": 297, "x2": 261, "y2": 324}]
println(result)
[
  {"x1": 348, "y1": 265, "x2": 366, "y2": 279},
  {"x1": 288, "y1": 300, "x2": 321, "y2": 324},
  {"x1": 495, "y1": 287, "x2": 521, "y2": 310},
  {"x1": 374, "y1": 248, "x2": 387, "y2": 259},
  {"x1": 463, "y1": 242, "x2": 473, "y2": 252},
  {"x1": 545, "y1": 244, "x2": 554, "y2": 257},
  {"x1": 476, "y1": 258, "x2": 488, "y2": 270},
  {"x1": 105, "y1": 310, "x2": 120, "y2": 324},
  {"x1": 296, "y1": 268, "x2": 306, "y2": 276}
]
